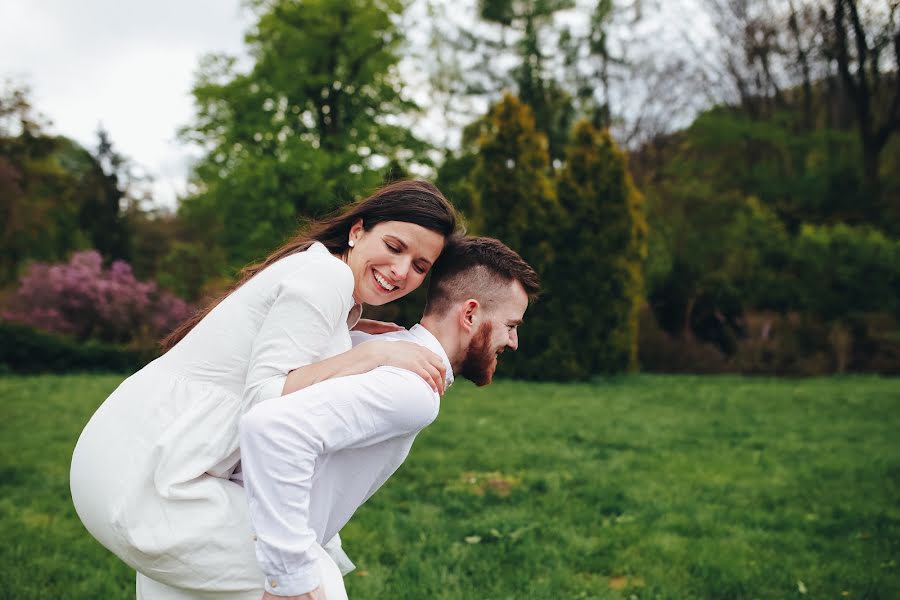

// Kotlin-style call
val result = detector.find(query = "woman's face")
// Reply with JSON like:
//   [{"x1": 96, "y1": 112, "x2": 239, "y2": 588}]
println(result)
[{"x1": 346, "y1": 220, "x2": 445, "y2": 306}]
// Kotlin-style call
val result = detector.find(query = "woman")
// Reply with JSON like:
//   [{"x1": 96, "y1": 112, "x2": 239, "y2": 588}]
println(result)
[{"x1": 70, "y1": 180, "x2": 459, "y2": 599}]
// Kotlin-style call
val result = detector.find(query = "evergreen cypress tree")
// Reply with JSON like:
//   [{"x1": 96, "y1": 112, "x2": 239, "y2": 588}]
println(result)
[
  {"x1": 472, "y1": 94, "x2": 583, "y2": 378},
  {"x1": 556, "y1": 120, "x2": 648, "y2": 372},
  {"x1": 473, "y1": 93, "x2": 558, "y2": 257}
]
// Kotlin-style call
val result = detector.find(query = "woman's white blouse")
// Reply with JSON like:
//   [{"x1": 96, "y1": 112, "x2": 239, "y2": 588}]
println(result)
[
  {"x1": 70, "y1": 242, "x2": 359, "y2": 590},
  {"x1": 164, "y1": 242, "x2": 356, "y2": 412}
]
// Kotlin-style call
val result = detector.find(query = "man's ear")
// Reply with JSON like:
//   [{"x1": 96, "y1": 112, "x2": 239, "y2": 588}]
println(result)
[{"x1": 458, "y1": 299, "x2": 480, "y2": 334}]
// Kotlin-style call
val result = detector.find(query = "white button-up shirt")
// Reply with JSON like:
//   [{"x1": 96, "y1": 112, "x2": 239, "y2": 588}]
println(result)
[{"x1": 239, "y1": 324, "x2": 454, "y2": 596}]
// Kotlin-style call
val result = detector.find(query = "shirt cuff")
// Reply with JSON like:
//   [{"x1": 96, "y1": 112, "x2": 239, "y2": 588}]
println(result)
[
  {"x1": 263, "y1": 562, "x2": 321, "y2": 597},
  {"x1": 323, "y1": 534, "x2": 356, "y2": 576}
]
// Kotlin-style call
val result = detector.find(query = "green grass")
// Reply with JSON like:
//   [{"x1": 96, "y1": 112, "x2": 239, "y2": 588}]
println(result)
[{"x1": 2, "y1": 375, "x2": 899, "y2": 599}]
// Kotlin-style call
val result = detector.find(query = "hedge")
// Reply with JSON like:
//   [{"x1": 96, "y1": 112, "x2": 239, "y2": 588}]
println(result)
[{"x1": 0, "y1": 321, "x2": 157, "y2": 374}]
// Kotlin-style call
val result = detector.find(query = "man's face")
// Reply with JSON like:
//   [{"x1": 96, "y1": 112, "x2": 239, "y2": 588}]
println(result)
[{"x1": 459, "y1": 281, "x2": 529, "y2": 386}]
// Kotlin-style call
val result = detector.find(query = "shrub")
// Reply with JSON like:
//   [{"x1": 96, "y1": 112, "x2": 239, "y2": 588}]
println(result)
[
  {"x1": 637, "y1": 304, "x2": 731, "y2": 374},
  {"x1": 789, "y1": 224, "x2": 900, "y2": 320},
  {"x1": 0, "y1": 320, "x2": 156, "y2": 374},
  {"x1": 2, "y1": 250, "x2": 193, "y2": 346},
  {"x1": 639, "y1": 307, "x2": 900, "y2": 376}
]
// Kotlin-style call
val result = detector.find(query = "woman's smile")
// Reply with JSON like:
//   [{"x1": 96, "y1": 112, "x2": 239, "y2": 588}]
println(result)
[{"x1": 372, "y1": 269, "x2": 399, "y2": 292}]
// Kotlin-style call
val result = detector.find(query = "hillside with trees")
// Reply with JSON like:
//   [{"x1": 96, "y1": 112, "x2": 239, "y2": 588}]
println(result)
[{"x1": 2, "y1": 0, "x2": 898, "y2": 377}]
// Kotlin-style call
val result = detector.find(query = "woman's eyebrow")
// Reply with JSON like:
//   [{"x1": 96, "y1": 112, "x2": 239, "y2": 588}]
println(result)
[{"x1": 386, "y1": 235, "x2": 434, "y2": 267}]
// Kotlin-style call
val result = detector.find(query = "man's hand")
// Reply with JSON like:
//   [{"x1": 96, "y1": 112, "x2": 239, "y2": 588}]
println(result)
[{"x1": 262, "y1": 587, "x2": 326, "y2": 600}]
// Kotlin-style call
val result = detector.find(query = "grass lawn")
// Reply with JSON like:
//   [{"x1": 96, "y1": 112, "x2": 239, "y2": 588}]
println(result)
[{"x1": 1, "y1": 374, "x2": 898, "y2": 599}]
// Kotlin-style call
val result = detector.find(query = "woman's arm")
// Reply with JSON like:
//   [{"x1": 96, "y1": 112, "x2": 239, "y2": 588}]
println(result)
[
  {"x1": 351, "y1": 318, "x2": 403, "y2": 334},
  {"x1": 242, "y1": 256, "x2": 354, "y2": 409},
  {"x1": 281, "y1": 340, "x2": 447, "y2": 395}
]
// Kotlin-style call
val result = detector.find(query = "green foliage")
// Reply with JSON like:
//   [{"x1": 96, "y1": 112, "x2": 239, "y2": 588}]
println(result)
[
  {"x1": 462, "y1": 99, "x2": 648, "y2": 378},
  {"x1": 470, "y1": 94, "x2": 567, "y2": 378},
  {"x1": 0, "y1": 86, "x2": 132, "y2": 284},
  {"x1": 156, "y1": 241, "x2": 228, "y2": 302},
  {"x1": 472, "y1": 94, "x2": 558, "y2": 254},
  {"x1": 0, "y1": 88, "x2": 128, "y2": 285},
  {"x1": 554, "y1": 120, "x2": 647, "y2": 374},
  {"x1": 645, "y1": 182, "x2": 793, "y2": 352},
  {"x1": 0, "y1": 321, "x2": 155, "y2": 374},
  {"x1": 179, "y1": 0, "x2": 428, "y2": 267},
  {"x1": 673, "y1": 108, "x2": 871, "y2": 231},
  {"x1": 4, "y1": 375, "x2": 900, "y2": 598},
  {"x1": 464, "y1": 96, "x2": 647, "y2": 379},
  {"x1": 789, "y1": 223, "x2": 900, "y2": 321}
]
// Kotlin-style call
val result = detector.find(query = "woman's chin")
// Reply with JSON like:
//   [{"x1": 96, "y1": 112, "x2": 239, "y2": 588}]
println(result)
[
  {"x1": 363, "y1": 290, "x2": 400, "y2": 306},
  {"x1": 361, "y1": 288, "x2": 407, "y2": 306}
]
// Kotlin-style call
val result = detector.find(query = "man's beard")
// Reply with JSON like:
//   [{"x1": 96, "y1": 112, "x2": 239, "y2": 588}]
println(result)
[{"x1": 459, "y1": 322, "x2": 496, "y2": 386}]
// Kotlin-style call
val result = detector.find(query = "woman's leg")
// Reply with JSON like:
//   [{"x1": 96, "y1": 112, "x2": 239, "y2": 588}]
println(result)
[{"x1": 134, "y1": 543, "x2": 348, "y2": 600}]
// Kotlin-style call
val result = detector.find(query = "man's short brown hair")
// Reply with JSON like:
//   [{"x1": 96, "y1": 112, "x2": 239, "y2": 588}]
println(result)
[{"x1": 423, "y1": 236, "x2": 540, "y2": 317}]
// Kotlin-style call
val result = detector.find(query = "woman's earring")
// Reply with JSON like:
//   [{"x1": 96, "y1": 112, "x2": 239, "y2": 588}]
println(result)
[{"x1": 348, "y1": 239, "x2": 355, "y2": 247}]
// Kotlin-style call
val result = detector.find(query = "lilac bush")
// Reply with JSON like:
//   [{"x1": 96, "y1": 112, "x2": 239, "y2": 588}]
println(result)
[{"x1": 2, "y1": 250, "x2": 194, "y2": 345}]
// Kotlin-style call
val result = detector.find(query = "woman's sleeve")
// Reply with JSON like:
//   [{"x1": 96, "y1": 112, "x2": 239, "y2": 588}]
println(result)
[{"x1": 242, "y1": 257, "x2": 354, "y2": 409}]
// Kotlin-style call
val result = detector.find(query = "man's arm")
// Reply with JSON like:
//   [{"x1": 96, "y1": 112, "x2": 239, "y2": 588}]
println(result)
[
  {"x1": 239, "y1": 367, "x2": 438, "y2": 597},
  {"x1": 279, "y1": 336, "x2": 446, "y2": 395}
]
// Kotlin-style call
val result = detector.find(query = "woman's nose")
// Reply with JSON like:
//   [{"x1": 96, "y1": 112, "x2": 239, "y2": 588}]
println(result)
[{"x1": 391, "y1": 256, "x2": 411, "y2": 280}]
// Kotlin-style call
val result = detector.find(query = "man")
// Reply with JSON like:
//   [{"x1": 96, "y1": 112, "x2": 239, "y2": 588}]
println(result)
[{"x1": 239, "y1": 236, "x2": 540, "y2": 600}]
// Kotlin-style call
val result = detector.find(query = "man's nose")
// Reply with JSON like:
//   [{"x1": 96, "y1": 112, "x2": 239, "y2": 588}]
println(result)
[{"x1": 508, "y1": 329, "x2": 519, "y2": 351}]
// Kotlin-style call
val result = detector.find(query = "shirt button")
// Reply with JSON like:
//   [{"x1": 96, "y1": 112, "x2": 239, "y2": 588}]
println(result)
[{"x1": 270, "y1": 580, "x2": 278, "y2": 588}]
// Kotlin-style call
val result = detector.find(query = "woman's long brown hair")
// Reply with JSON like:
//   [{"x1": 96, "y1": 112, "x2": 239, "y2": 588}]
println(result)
[{"x1": 160, "y1": 180, "x2": 459, "y2": 352}]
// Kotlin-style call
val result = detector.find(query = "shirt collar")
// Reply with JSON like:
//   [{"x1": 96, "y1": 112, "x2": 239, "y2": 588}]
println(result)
[{"x1": 409, "y1": 324, "x2": 455, "y2": 388}]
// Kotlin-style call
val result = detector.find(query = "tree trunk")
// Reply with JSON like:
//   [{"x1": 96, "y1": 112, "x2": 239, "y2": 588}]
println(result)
[{"x1": 860, "y1": 137, "x2": 887, "y2": 221}]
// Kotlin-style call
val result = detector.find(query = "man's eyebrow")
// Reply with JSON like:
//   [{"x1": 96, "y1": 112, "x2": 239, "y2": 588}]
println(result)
[
  {"x1": 508, "y1": 319, "x2": 523, "y2": 326},
  {"x1": 386, "y1": 235, "x2": 434, "y2": 267}
]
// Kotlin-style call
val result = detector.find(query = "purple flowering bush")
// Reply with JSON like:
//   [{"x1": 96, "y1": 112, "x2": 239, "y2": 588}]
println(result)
[{"x1": 2, "y1": 250, "x2": 193, "y2": 345}]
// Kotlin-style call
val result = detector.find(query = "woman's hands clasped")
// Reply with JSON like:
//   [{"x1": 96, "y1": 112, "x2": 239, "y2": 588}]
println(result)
[{"x1": 262, "y1": 587, "x2": 325, "y2": 600}]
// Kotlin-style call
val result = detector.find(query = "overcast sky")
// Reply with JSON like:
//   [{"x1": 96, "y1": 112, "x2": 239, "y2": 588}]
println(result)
[
  {"x1": 1, "y1": 1, "x2": 708, "y2": 210},
  {"x1": 0, "y1": 0, "x2": 253, "y2": 209}
]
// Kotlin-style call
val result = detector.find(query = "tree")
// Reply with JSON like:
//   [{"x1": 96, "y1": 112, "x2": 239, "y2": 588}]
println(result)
[
  {"x1": 471, "y1": 94, "x2": 573, "y2": 378},
  {"x1": 0, "y1": 83, "x2": 133, "y2": 283},
  {"x1": 472, "y1": 94, "x2": 558, "y2": 255},
  {"x1": 425, "y1": 0, "x2": 581, "y2": 162},
  {"x1": 180, "y1": 0, "x2": 428, "y2": 266},
  {"x1": 829, "y1": 0, "x2": 900, "y2": 207},
  {"x1": 555, "y1": 120, "x2": 648, "y2": 372},
  {"x1": 72, "y1": 128, "x2": 132, "y2": 261}
]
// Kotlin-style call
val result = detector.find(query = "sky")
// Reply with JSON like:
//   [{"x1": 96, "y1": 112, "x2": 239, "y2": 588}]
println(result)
[
  {"x1": 0, "y1": 0, "x2": 709, "y2": 210},
  {"x1": 0, "y1": 0, "x2": 253, "y2": 209}
]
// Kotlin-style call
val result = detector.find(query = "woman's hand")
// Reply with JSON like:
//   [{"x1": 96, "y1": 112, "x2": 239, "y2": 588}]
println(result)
[
  {"x1": 262, "y1": 588, "x2": 325, "y2": 600},
  {"x1": 367, "y1": 340, "x2": 447, "y2": 395},
  {"x1": 352, "y1": 318, "x2": 404, "y2": 334}
]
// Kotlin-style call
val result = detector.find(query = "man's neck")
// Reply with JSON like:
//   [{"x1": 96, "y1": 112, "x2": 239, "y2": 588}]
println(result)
[{"x1": 418, "y1": 316, "x2": 464, "y2": 373}]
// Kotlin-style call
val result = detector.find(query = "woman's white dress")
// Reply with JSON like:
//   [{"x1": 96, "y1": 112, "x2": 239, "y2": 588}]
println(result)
[{"x1": 70, "y1": 243, "x2": 357, "y2": 599}]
